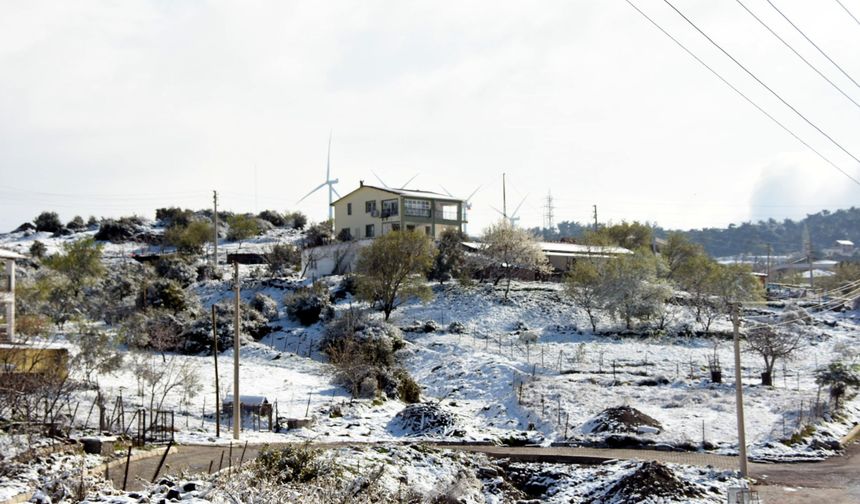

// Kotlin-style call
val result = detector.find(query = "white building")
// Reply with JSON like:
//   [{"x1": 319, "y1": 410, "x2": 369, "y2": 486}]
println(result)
[{"x1": 0, "y1": 249, "x2": 24, "y2": 342}]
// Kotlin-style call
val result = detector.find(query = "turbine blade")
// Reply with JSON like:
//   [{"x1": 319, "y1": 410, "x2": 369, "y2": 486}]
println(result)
[
  {"x1": 466, "y1": 186, "x2": 481, "y2": 202},
  {"x1": 297, "y1": 181, "x2": 327, "y2": 203},
  {"x1": 372, "y1": 170, "x2": 390, "y2": 188},
  {"x1": 401, "y1": 173, "x2": 418, "y2": 188},
  {"x1": 440, "y1": 185, "x2": 454, "y2": 197},
  {"x1": 489, "y1": 205, "x2": 504, "y2": 216},
  {"x1": 331, "y1": 185, "x2": 342, "y2": 199},
  {"x1": 512, "y1": 195, "x2": 528, "y2": 217}
]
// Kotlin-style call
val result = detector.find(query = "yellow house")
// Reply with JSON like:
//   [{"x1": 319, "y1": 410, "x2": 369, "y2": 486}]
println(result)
[{"x1": 331, "y1": 182, "x2": 466, "y2": 240}]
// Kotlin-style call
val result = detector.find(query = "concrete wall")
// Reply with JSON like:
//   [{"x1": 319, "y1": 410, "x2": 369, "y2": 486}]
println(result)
[{"x1": 301, "y1": 239, "x2": 373, "y2": 279}]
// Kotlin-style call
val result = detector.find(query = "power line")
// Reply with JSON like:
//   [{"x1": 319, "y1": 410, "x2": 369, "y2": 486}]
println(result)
[
  {"x1": 766, "y1": 0, "x2": 860, "y2": 89},
  {"x1": 663, "y1": 0, "x2": 860, "y2": 176},
  {"x1": 623, "y1": 0, "x2": 860, "y2": 187},
  {"x1": 735, "y1": 0, "x2": 860, "y2": 111},
  {"x1": 834, "y1": 0, "x2": 860, "y2": 27}
]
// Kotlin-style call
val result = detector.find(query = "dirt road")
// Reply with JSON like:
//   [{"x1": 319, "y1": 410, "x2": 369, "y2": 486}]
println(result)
[{"x1": 109, "y1": 440, "x2": 860, "y2": 503}]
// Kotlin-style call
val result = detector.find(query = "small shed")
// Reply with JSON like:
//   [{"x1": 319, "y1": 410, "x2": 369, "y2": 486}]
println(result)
[{"x1": 222, "y1": 394, "x2": 273, "y2": 417}]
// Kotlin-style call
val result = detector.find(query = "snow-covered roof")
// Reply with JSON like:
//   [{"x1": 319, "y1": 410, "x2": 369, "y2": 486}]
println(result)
[
  {"x1": 331, "y1": 184, "x2": 464, "y2": 205},
  {"x1": 0, "y1": 248, "x2": 25, "y2": 260},
  {"x1": 223, "y1": 395, "x2": 269, "y2": 405},
  {"x1": 461, "y1": 241, "x2": 632, "y2": 256},
  {"x1": 836, "y1": 240, "x2": 854, "y2": 246}
]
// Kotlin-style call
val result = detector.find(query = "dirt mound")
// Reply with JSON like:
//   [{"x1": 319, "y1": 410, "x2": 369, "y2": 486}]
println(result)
[
  {"x1": 589, "y1": 461, "x2": 705, "y2": 503},
  {"x1": 581, "y1": 406, "x2": 662, "y2": 435},
  {"x1": 390, "y1": 403, "x2": 459, "y2": 436}
]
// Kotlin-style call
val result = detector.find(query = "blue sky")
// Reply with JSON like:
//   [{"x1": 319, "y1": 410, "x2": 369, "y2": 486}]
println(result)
[{"x1": 1, "y1": 0, "x2": 859, "y2": 233}]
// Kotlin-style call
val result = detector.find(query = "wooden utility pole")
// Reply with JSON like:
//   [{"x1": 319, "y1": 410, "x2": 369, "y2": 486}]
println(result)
[
  {"x1": 593, "y1": 205, "x2": 598, "y2": 230},
  {"x1": 233, "y1": 262, "x2": 240, "y2": 441},
  {"x1": 212, "y1": 304, "x2": 220, "y2": 438},
  {"x1": 731, "y1": 304, "x2": 749, "y2": 478},
  {"x1": 213, "y1": 191, "x2": 219, "y2": 269}
]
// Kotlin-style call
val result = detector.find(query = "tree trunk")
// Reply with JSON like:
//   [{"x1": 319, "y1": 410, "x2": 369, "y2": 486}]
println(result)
[{"x1": 760, "y1": 371, "x2": 772, "y2": 386}]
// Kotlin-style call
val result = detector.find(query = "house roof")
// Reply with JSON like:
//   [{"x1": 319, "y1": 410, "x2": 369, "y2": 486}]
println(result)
[
  {"x1": 223, "y1": 395, "x2": 268, "y2": 405},
  {"x1": 836, "y1": 240, "x2": 854, "y2": 246},
  {"x1": 0, "y1": 248, "x2": 25, "y2": 260},
  {"x1": 462, "y1": 241, "x2": 632, "y2": 256},
  {"x1": 331, "y1": 184, "x2": 464, "y2": 206}
]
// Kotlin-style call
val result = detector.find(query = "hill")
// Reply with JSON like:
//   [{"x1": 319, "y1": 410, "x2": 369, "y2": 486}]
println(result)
[{"x1": 531, "y1": 207, "x2": 860, "y2": 258}]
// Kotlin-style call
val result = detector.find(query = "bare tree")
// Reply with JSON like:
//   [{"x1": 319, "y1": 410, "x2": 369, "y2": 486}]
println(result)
[
  {"x1": 564, "y1": 257, "x2": 605, "y2": 332},
  {"x1": 480, "y1": 220, "x2": 551, "y2": 300},
  {"x1": 744, "y1": 325, "x2": 803, "y2": 386}
]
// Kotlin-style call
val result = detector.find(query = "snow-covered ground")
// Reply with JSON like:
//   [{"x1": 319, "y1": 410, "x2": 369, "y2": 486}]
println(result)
[{"x1": 2, "y1": 225, "x2": 859, "y2": 501}]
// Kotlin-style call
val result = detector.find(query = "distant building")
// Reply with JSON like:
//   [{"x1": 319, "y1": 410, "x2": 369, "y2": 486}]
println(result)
[
  {"x1": 0, "y1": 248, "x2": 24, "y2": 342},
  {"x1": 331, "y1": 182, "x2": 466, "y2": 241},
  {"x1": 462, "y1": 241, "x2": 632, "y2": 274},
  {"x1": 824, "y1": 239, "x2": 856, "y2": 257}
]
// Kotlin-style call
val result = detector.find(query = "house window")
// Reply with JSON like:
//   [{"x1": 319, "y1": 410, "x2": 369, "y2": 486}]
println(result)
[
  {"x1": 381, "y1": 199, "x2": 399, "y2": 218},
  {"x1": 437, "y1": 202, "x2": 459, "y2": 220},
  {"x1": 365, "y1": 224, "x2": 375, "y2": 238},
  {"x1": 347, "y1": 203, "x2": 352, "y2": 216},
  {"x1": 425, "y1": 226, "x2": 432, "y2": 236},
  {"x1": 365, "y1": 200, "x2": 377, "y2": 214},
  {"x1": 391, "y1": 223, "x2": 401, "y2": 231},
  {"x1": 406, "y1": 224, "x2": 415, "y2": 232},
  {"x1": 404, "y1": 199, "x2": 431, "y2": 217}
]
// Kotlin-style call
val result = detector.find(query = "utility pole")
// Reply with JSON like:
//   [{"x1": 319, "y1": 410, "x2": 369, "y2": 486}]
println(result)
[
  {"x1": 592, "y1": 205, "x2": 598, "y2": 230},
  {"x1": 233, "y1": 262, "x2": 240, "y2": 441},
  {"x1": 731, "y1": 303, "x2": 749, "y2": 478},
  {"x1": 502, "y1": 173, "x2": 507, "y2": 220},
  {"x1": 212, "y1": 191, "x2": 219, "y2": 269},
  {"x1": 212, "y1": 305, "x2": 220, "y2": 438}
]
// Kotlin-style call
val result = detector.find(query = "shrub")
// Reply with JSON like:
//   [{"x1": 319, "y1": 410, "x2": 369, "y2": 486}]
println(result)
[
  {"x1": 285, "y1": 211, "x2": 308, "y2": 230},
  {"x1": 86, "y1": 216, "x2": 99, "y2": 228},
  {"x1": 251, "y1": 293, "x2": 279, "y2": 321},
  {"x1": 181, "y1": 302, "x2": 270, "y2": 354},
  {"x1": 257, "y1": 210, "x2": 287, "y2": 227},
  {"x1": 155, "y1": 255, "x2": 198, "y2": 287},
  {"x1": 15, "y1": 314, "x2": 50, "y2": 337},
  {"x1": 95, "y1": 218, "x2": 140, "y2": 243},
  {"x1": 304, "y1": 221, "x2": 332, "y2": 247},
  {"x1": 227, "y1": 214, "x2": 262, "y2": 242},
  {"x1": 285, "y1": 284, "x2": 333, "y2": 325},
  {"x1": 66, "y1": 215, "x2": 86, "y2": 231},
  {"x1": 164, "y1": 220, "x2": 212, "y2": 255},
  {"x1": 254, "y1": 444, "x2": 326, "y2": 485},
  {"x1": 428, "y1": 228, "x2": 467, "y2": 283},
  {"x1": 29, "y1": 241, "x2": 47, "y2": 259},
  {"x1": 395, "y1": 368, "x2": 420, "y2": 403},
  {"x1": 265, "y1": 243, "x2": 300, "y2": 277},
  {"x1": 34, "y1": 211, "x2": 63, "y2": 233},
  {"x1": 138, "y1": 278, "x2": 190, "y2": 314},
  {"x1": 155, "y1": 207, "x2": 194, "y2": 228}
]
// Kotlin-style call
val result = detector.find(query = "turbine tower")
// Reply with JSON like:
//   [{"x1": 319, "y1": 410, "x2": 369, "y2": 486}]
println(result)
[{"x1": 297, "y1": 133, "x2": 341, "y2": 221}]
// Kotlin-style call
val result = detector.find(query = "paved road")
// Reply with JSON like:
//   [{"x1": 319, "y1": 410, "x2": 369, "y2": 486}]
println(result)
[{"x1": 110, "y1": 441, "x2": 860, "y2": 503}]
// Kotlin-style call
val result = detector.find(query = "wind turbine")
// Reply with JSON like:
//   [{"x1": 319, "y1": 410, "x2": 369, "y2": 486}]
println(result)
[
  {"x1": 373, "y1": 171, "x2": 420, "y2": 189},
  {"x1": 491, "y1": 195, "x2": 527, "y2": 227},
  {"x1": 297, "y1": 133, "x2": 341, "y2": 221},
  {"x1": 440, "y1": 185, "x2": 481, "y2": 235}
]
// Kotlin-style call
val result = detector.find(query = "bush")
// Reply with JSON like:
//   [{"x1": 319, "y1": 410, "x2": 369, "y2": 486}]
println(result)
[
  {"x1": 304, "y1": 221, "x2": 332, "y2": 247},
  {"x1": 257, "y1": 210, "x2": 287, "y2": 227},
  {"x1": 86, "y1": 216, "x2": 99, "y2": 228},
  {"x1": 155, "y1": 255, "x2": 198, "y2": 287},
  {"x1": 95, "y1": 218, "x2": 140, "y2": 243},
  {"x1": 181, "y1": 302, "x2": 270, "y2": 354},
  {"x1": 138, "y1": 278, "x2": 191, "y2": 314},
  {"x1": 285, "y1": 211, "x2": 308, "y2": 230},
  {"x1": 395, "y1": 368, "x2": 421, "y2": 403},
  {"x1": 155, "y1": 207, "x2": 194, "y2": 228},
  {"x1": 227, "y1": 214, "x2": 262, "y2": 242},
  {"x1": 164, "y1": 220, "x2": 212, "y2": 255},
  {"x1": 333, "y1": 274, "x2": 357, "y2": 300},
  {"x1": 266, "y1": 243, "x2": 300, "y2": 277},
  {"x1": 34, "y1": 211, "x2": 63, "y2": 233},
  {"x1": 29, "y1": 241, "x2": 47, "y2": 259},
  {"x1": 251, "y1": 293, "x2": 279, "y2": 321},
  {"x1": 66, "y1": 215, "x2": 86, "y2": 231},
  {"x1": 285, "y1": 284, "x2": 333, "y2": 325},
  {"x1": 254, "y1": 444, "x2": 326, "y2": 485}
]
